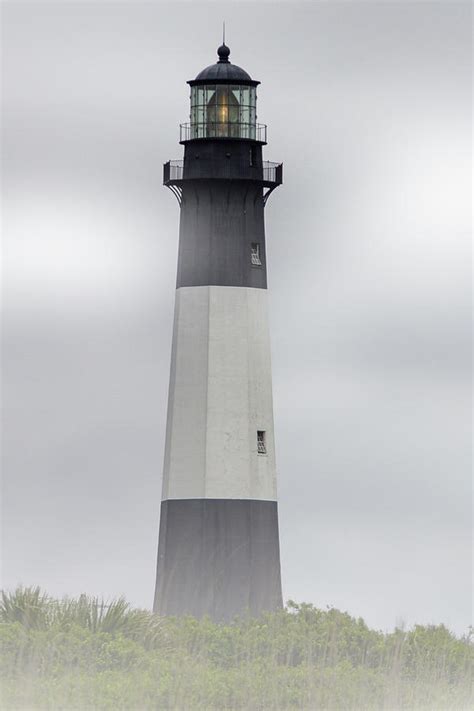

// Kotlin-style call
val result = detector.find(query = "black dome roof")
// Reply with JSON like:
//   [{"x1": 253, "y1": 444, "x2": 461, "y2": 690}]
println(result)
[{"x1": 189, "y1": 44, "x2": 259, "y2": 86}]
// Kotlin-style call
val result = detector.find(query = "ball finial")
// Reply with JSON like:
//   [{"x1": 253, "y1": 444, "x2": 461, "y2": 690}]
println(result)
[{"x1": 217, "y1": 43, "x2": 230, "y2": 63}]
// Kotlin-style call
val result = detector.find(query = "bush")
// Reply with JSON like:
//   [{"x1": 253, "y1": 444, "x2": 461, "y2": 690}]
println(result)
[{"x1": 1, "y1": 587, "x2": 472, "y2": 710}]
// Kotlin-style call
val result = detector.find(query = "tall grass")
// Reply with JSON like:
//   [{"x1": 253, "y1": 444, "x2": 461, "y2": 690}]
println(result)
[{"x1": 1, "y1": 587, "x2": 472, "y2": 710}]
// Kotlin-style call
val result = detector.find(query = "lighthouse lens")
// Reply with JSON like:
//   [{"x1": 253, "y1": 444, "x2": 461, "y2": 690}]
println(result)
[{"x1": 190, "y1": 84, "x2": 256, "y2": 140}]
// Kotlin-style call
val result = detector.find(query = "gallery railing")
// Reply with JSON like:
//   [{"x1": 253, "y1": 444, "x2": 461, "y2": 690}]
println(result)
[
  {"x1": 163, "y1": 159, "x2": 282, "y2": 186},
  {"x1": 180, "y1": 122, "x2": 267, "y2": 143}
]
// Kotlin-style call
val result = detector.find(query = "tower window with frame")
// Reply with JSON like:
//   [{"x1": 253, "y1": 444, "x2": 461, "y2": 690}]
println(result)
[
  {"x1": 257, "y1": 430, "x2": 267, "y2": 455},
  {"x1": 251, "y1": 242, "x2": 262, "y2": 266}
]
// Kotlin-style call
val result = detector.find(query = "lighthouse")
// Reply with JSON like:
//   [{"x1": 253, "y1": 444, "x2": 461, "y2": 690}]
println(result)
[{"x1": 154, "y1": 42, "x2": 283, "y2": 620}]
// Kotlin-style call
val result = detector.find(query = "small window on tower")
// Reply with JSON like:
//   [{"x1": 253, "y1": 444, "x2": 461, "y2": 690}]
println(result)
[
  {"x1": 257, "y1": 430, "x2": 267, "y2": 455},
  {"x1": 251, "y1": 243, "x2": 262, "y2": 266}
]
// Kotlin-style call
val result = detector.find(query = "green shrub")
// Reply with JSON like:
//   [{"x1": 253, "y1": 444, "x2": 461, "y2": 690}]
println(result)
[{"x1": 0, "y1": 587, "x2": 472, "y2": 710}]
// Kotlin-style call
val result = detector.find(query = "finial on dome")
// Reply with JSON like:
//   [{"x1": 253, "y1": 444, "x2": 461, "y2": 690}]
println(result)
[{"x1": 217, "y1": 42, "x2": 230, "y2": 63}]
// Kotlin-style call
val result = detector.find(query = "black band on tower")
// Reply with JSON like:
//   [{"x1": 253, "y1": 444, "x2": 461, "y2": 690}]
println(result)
[
  {"x1": 154, "y1": 499, "x2": 283, "y2": 620},
  {"x1": 177, "y1": 141, "x2": 268, "y2": 289}
]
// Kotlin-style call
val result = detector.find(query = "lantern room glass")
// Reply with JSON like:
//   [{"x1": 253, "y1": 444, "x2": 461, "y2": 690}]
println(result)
[{"x1": 190, "y1": 85, "x2": 257, "y2": 139}]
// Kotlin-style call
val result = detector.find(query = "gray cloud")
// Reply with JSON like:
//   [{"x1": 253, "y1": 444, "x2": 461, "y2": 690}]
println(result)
[{"x1": 2, "y1": 1, "x2": 471, "y2": 633}]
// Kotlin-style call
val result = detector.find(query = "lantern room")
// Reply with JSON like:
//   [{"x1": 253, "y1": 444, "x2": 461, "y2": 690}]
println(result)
[{"x1": 181, "y1": 44, "x2": 266, "y2": 143}]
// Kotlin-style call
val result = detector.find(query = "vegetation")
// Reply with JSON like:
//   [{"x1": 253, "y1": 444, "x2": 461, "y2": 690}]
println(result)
[{"x1": 1, "y1": 587, "x2": 472, "y2": 710}]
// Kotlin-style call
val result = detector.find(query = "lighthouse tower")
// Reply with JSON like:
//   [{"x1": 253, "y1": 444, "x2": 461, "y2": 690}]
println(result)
[{"x1": 154, "y1": 43, "x2": 283, "y2": 620}]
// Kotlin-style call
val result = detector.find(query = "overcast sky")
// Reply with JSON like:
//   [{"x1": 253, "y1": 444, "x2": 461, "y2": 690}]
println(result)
[{"x1": 2, "y1": 1, "x2": 471, "y2": 634}]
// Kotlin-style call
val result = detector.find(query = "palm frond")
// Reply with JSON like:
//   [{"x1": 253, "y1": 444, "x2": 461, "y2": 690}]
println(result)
[{"x1": 0, "y1": 586, "x2": 51, "y2": 629}]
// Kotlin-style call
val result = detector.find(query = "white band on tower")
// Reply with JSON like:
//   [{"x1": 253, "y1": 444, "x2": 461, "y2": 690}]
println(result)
[{"x1": 162, "y1": 285, "x2": 277, "y2": 502}]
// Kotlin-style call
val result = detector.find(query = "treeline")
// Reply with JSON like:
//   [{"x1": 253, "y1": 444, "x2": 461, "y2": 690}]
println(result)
[{"x1": 1, "y1": 587, "x2": 472, "y2": 709}]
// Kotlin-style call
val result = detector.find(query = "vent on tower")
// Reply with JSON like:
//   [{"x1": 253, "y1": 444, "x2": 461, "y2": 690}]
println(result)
[
  {"x1": 257, "y1": 430, "x2": 267, "y2": 454},
  {"x1": 251, "y1": 243, "x2": 262, "y2": 266}
]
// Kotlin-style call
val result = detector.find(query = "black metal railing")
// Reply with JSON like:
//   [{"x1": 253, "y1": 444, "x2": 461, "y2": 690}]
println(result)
[
  {"x1": 180, "y1": 122, "x2": 267, "y2": 143},
  {"x1": 163, "y1": 160, "x2": 185, "y2": 183},
  {"x1": 263, "y1": 161, "x2": 283, "y2": 184},
  {"x1": 163, "y1": 159, "x2": 283, "y2": 185}
]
